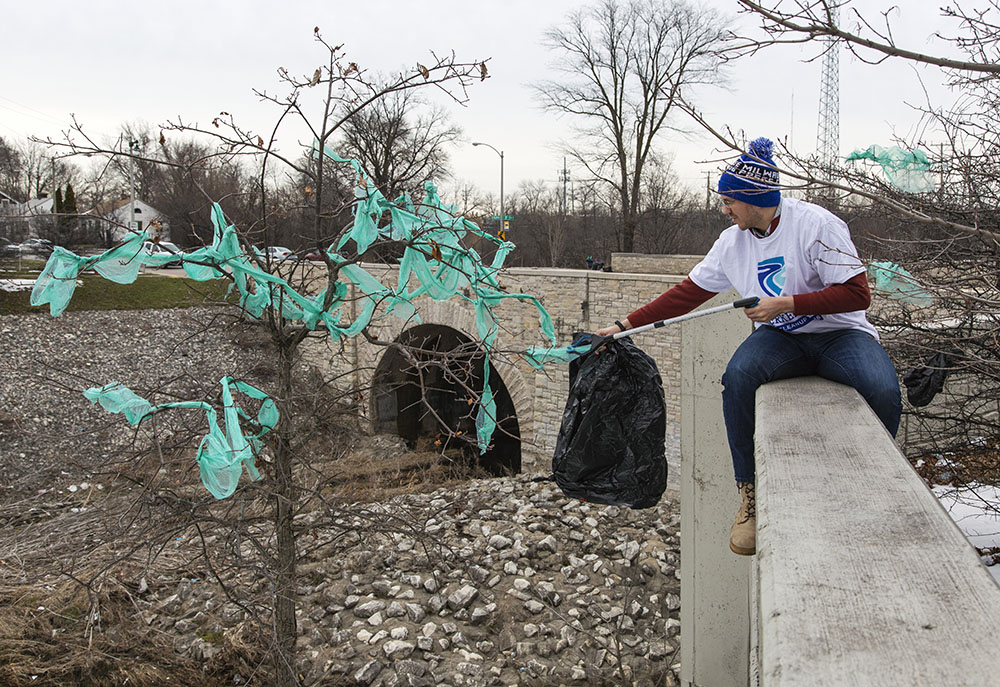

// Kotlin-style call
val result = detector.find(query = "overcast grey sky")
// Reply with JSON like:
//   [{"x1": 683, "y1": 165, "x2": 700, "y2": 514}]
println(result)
[{"x1": 3, "y1": 0, "x2": 957, "y2": 201}]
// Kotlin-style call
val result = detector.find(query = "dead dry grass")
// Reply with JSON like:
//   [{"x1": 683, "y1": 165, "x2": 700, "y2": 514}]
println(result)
[
  {"x1": 0, "y1": 483, "x2": 250, "y2": 686},
  {"x1": 0, "y1": 430, "x2": 488, "y2": 686},
  {"x1": 0, "y1": 577, "x2": 241, "y2": 687},
  {"x1": 329, "y1": 447, "x2": 490, "y2": 502}
]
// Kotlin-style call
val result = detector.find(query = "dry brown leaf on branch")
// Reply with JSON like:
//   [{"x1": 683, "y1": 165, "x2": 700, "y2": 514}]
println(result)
[
  {"x1": 310, "y1": 68, "x2": 321, "y2": 86},
  {"x1": 418, "y1": 64, "x2": 430, "y2": 80},
  {"x1": 159, "y1": 131, "x2": 165, "y2": 146},
  {"x1": 257, "y1": 136, "x2": 264, "y2": 147},
  {"x1": 480, "y1": 62, "x2": 488, "y2": 80}
]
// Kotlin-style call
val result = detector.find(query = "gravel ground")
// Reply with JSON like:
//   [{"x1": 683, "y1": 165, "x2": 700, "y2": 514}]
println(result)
[{"x1": 0, "y1": 306, "x2": 273, "y2": 498}]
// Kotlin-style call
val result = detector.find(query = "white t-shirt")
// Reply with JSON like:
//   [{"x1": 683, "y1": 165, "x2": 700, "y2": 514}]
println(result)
[{"x1": 689, "y1": 197, "x2": 878, "y2": 339}]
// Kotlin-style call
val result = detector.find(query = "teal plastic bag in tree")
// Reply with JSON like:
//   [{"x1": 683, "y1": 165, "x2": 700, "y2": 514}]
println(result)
[
  {"x1": 867, "y1": 261, "x2": 933, "y2": 306},
  {"x1": 846, "y1": 145, "x2": 937, "y2": 194},
  {"x1": 83, "y1": 378, "x2": 277, "y2": 499}
]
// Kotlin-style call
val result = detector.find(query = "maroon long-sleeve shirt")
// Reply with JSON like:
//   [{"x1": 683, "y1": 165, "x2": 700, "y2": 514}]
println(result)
[{"x1": 627, "y1": 272, "x2": 871, "y2": 328}]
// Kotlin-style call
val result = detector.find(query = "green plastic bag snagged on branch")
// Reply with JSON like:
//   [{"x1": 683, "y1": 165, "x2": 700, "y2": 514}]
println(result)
[
  {"x1": 846, "y1": 145, "x2": 937, "y2": 194},
  {"x1": 84, "y1": 378, "x2": 277, "y2": 499},
  {"x1": 867, "y1": 261, "x2": 933, "y2": 307}
]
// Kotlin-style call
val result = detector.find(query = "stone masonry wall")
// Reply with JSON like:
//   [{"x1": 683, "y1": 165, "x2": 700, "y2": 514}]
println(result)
[
  {"x1": 302, "y1": 266, "x2": 685, "y2": 481},
  {"x1": 611, "y1": 253, "x2": 704, "y2": 276}
]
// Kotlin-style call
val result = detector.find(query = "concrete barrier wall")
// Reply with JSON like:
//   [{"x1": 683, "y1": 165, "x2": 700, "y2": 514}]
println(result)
[
  {"x1": 753, "y1": 378, "x2": 1000, "y2": 686},
  {"x1": 679, "y1": 292, "x2": 754, "y2": 687},
  {"x1": 681, "y1": 375, "x2": 1000, "y2": 686}
]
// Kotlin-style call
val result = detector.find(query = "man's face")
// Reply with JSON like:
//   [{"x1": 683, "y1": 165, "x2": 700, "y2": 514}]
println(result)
[{"x1": 720, "y1": 196, "x2": 762, "y2": 230}]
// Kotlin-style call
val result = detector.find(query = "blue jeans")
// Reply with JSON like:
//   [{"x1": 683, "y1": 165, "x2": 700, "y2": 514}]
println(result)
[{"x1": 721, "y1": 325, "x2": 901, "y2": 483}]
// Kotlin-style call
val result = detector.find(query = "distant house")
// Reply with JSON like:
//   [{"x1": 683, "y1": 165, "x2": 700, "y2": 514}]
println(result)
[
  {"x1": 88, "y1": 199, "x2": 171, "y2": 244},
  {"x1": 17, "y1": 196, "x2": 55, "y2": 216},
  {"x1": 0, "y1": 190, "x2": 21, "y2": 240},
  {"x1": 3, "y1": 195, "x2": 55, "y2": 241},
  {"x1": 2, "y1": 195, "x2": 170, "y2": 246}
]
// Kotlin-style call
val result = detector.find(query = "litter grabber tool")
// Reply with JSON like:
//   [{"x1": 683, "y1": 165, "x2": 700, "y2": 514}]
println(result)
[{"x1": 571, "y1": 297, "x2": 760, "y2": 356}]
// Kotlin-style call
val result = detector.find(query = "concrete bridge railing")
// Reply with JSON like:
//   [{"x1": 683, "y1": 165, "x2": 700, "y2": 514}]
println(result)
[
  {"x1": 680, "y1": 319, "x2": 1000, "y2": 687},
  {"x1": 753, "y1": 378, "x2": 1000, "y2": 686}
]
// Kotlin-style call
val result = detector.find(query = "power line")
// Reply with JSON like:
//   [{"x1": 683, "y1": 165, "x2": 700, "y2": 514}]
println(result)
[{"x1": 0, "y1": 95, "x2": 69, "y2": 128}]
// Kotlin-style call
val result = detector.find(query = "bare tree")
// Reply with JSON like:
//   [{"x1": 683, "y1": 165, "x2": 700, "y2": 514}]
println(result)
[
  {"x1": 727, "y1": 0, "x2": 1000, "y2": 74},
  {"x1": 448, "y1": 178, "x2": 492, "y2": 219},
  {"x1": 535, "y1": 0, "x2": 727, "y2": 253},
  {"x1": 508, "y1": 179, "x2": 572, "y2": 267},
  {"x1": 634, "y1": 154, "x2": 701, "y2": 254},
  {"x1": 9, "y1": 140, "x2": 79, "y2": 201},
  {"x1": 337, "y1": 87, "x2": 462, "y2": 200},
  {"x1": 28, "y1": 30, "x2": 547, "y2": 687},
  {"x1": 151, "y1": 139, "x2": 254, "y2": 247},
  {"x1": 0, "y1": 136, "x2": 20, "y2": 200}
]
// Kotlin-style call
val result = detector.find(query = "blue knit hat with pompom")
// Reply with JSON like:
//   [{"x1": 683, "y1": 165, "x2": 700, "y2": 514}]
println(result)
[{"x1": 717, "y1": 137, "x2": 781, "y2": 207}]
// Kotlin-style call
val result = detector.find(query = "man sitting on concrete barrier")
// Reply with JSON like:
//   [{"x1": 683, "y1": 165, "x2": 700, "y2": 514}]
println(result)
[{"x1": 597, "y1": 137, "x2": 901, "y2": 556}]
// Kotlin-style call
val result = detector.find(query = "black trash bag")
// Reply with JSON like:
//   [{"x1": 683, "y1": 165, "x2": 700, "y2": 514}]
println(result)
[
  {"x1": 902, "y1": 348, "x2": 962, "y2": 407},
  {"x1": 552, "y1": 336, "x2": 667, "y2": 509}
]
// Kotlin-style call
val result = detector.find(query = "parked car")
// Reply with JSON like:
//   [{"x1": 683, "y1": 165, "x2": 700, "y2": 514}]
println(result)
[
  {"x1": 142, "y1": 240, "x2": 183, "y2": 268},
  {"x1": 265, "y1": 246, "x2": 296, "y2": 262},
  {"x1": 0, "y1": 237, "x2": 17, "y2": 258},
  {"x1": 305, "y1": 250, "x2": 325, "y2": 261},
  {"x1": 20, "y1": 238, "x2": 54, "y2": 257}
]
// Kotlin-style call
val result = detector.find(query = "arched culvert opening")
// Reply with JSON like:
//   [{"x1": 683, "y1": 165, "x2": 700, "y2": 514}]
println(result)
[{"x1": 372, "y1": 324, "x2": 521, "y2": 476}]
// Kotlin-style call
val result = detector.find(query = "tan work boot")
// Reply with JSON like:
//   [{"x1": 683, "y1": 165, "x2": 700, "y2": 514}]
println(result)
[{"x1": 729, "y1": 481, "x2": 756, "y2": 556}]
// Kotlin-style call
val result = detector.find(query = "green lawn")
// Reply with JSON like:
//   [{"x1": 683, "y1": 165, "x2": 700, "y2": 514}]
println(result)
[{"x1": 0, "y1": 269, "x2": 234, "y2": 316}]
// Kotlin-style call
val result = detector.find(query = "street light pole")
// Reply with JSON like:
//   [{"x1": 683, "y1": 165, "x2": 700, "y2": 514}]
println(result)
[
  {"x1": 472, "y1": 141, "x2": 504, "y2": 237},
  {"x1": 128, "y1": 139, "x2": 139, "y2": 239}
]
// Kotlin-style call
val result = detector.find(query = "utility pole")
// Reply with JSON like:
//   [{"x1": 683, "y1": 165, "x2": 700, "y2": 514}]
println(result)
[{"x1": 128, "y1": 139, "x2": 139, "y2": 238}]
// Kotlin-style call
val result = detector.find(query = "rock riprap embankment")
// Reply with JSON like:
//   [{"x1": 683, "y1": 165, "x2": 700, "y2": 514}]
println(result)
[{"x1": 159, "y1": 474, "x2": 681, "y2": 686}]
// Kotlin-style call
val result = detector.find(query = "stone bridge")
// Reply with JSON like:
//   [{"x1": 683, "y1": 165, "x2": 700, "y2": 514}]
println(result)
[{"x1": 307, "y1": 254, "x2": 704, "y2": 484}]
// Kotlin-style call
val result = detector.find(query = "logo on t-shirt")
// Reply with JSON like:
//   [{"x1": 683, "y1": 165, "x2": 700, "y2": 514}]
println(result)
[
  {"x1": 757, "y1": 256, "x2": 822, "y2": 331},
  {"x1": 757, "y1": 257, "x2": 785, "y2": 297}
]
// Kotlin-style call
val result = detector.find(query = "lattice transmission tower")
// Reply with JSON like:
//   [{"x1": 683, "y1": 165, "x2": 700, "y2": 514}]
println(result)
[{"x1": 816, "y1": 5, "x2": 840, "y2": 197}]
